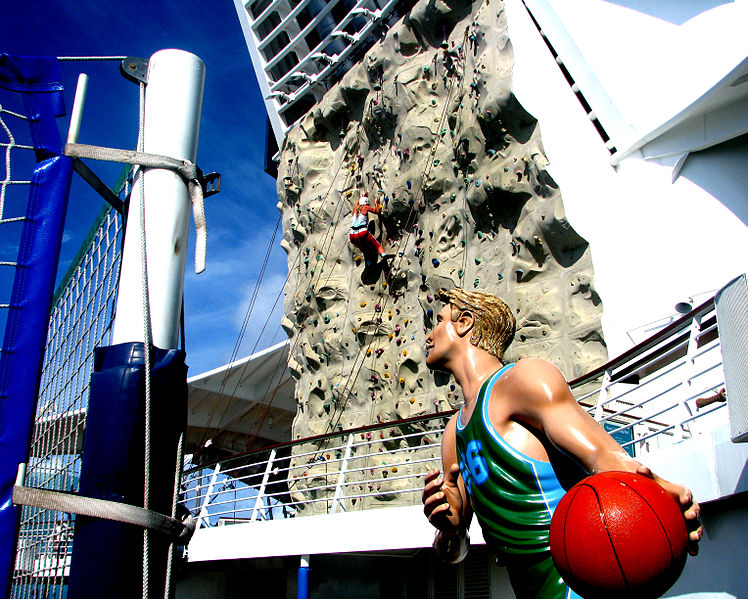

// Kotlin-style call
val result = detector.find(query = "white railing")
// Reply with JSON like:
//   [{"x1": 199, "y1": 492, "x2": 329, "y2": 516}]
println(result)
[
  {"x1": 181, "y1": 414, "x2": 448, "y2": 526},
  {"x1": 572, "y1": 298, "x2": 726, "y2": 457},
  {"x1": 181, "y1": 298, "x2": 727, "y2": 528}
]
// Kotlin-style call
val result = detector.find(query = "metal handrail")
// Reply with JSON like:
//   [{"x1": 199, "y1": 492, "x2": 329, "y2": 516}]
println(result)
[{"x1": 182, "y1": 298, "x2": 727, "y2": 527}]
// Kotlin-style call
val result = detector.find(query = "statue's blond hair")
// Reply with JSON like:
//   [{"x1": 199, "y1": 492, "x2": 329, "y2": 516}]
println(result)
[{"x1": 436, "y1": 288, "x2": 516, "y2": 360}]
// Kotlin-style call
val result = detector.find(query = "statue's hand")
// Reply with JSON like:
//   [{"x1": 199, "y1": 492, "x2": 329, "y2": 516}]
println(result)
[{"x1": 422, "y1": 463, "x2": 463, "y2": 532}]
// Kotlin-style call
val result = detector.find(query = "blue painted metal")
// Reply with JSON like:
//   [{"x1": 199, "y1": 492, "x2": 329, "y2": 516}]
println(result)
[{"x1": 297, "y1": 564, "x2": 310, "y2": 599}]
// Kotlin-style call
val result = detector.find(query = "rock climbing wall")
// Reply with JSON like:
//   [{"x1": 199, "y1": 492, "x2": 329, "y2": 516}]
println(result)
[{"x1": 276, "y1": 0, "x2": 607, "y2": 513}]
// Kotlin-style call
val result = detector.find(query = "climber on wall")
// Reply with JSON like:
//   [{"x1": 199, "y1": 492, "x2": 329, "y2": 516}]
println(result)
[{"x1": 348, "y1": 192, "x2": 392, "y2": 274}]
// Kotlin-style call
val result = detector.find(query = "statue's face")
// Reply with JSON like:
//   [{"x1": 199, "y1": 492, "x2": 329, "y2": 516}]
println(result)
[{"x1": 425, "y1": 305, "x2": 461, "y2": 371}]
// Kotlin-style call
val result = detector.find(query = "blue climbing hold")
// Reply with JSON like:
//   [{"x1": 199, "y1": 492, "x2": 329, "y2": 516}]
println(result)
[{"x1": 432, "y1": 258, "x2": 440, "y2": 267}]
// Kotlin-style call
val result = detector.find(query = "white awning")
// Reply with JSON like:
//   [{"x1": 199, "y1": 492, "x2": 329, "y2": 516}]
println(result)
[{"x1": 187, "y1": 340, "x2": 295, "y2": 455}]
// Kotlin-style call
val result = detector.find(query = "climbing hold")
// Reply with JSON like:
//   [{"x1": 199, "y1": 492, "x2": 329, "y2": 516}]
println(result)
[
  {"x1": 426, "y1": 294, "x2": 434, "y2": 302},
  {"x1": 516, "y1": 269, "x2": 524, "y2": 282},
  {"x1": 475, "y1": 258, "x2": 482, "y2": 265},
  {"x1": 407, "y1": 180, "x2": 412, "y2": 189},
  {"x1": 458, "y1": 269, "x2": 464, "y2": 278},
  {"x1": 360, "y1": 301, "x2": 367, "y2": 307},
  {"x1": 474, "y1": 278, "x2": 480, "y2": 287},
  {"x1": 475, "y1": 180, "x2": 482, "y2": 187},
  {"x1": 432, "y1": 259, "x2": 440, "y2": 267},
  {"x1": 409, "y1": 397, "x2": 415, "y2": 404},
  {"x1": 399, "y1": 377, "x2": 405, "y2": 386},
  {"x1": 498, "y1": 273, "x2": 503, "y2": 281}
]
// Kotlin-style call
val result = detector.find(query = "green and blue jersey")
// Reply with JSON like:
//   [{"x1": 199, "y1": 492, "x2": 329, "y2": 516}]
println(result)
[{"x1": 455, "y1": 364, "x2": 581, "y2": 599}]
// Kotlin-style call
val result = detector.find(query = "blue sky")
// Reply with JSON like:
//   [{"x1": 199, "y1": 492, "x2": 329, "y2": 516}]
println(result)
[{"x1": 2, "y1": 0, "x2": 289, "y2": 375}]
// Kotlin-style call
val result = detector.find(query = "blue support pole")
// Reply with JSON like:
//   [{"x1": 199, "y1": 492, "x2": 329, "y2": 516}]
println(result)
[{"x1": 297, "y1": 555, "x2": 311, "y2": 599}]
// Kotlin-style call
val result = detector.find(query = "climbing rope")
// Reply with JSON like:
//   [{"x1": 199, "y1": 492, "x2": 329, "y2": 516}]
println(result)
[
  {"x1": 206, "y1": 16, "x2": 483, "y2": 483},
  {"x1": 295, "y1": 33, "x2": 472, "y2": 467},
  {"x1": 136, "y1": 80, "x2": 154, "y2": 599}
]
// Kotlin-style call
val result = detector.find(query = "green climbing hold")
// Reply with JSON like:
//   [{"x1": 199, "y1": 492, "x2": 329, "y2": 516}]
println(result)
[{"x1": 475, "y1": 257, "x2": 482, "y2": 264}]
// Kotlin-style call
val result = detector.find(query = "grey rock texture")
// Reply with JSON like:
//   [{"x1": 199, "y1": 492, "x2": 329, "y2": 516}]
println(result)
[{"x1": 276, "y1": 0, "x2": 606, "y2": 512}]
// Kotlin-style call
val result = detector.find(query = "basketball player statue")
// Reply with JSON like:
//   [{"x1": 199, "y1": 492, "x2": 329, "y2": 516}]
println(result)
[{"x1": 422, "y1": 289, "x2": 702, "y2": 599}]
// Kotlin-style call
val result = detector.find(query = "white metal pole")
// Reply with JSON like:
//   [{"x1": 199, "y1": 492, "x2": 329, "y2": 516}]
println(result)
[
  {"x1": 330, "y1": 433, "x2": 354, "y2": 514},
  {"x1": 251, "y1": 449, "x2": 277, "y2": 522},
  {"x1": 112, "y1": 49, "x2": 205, "y2": 349},
  {"x1": 66, "y1": 74, "x2": 89, "y2": 144}
]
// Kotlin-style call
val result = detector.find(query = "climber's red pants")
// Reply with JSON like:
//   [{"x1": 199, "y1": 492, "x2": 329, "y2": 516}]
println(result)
[{"x1": 349, "y1": 229, "x2": 383, "y2": 264}]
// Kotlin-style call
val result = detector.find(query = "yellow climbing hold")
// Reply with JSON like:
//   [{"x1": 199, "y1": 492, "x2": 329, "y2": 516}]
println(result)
[
  {"x1": 360, "y1": 301, "x2": 367, "y2": 307},
  {"x1": 409, "y1": 397, "x2": 415, "y2": 404}
]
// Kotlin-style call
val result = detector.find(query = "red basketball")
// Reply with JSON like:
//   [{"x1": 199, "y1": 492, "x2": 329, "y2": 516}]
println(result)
[{"x1": 549, "y1": 472, "x2": 688, "y2": 599}]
